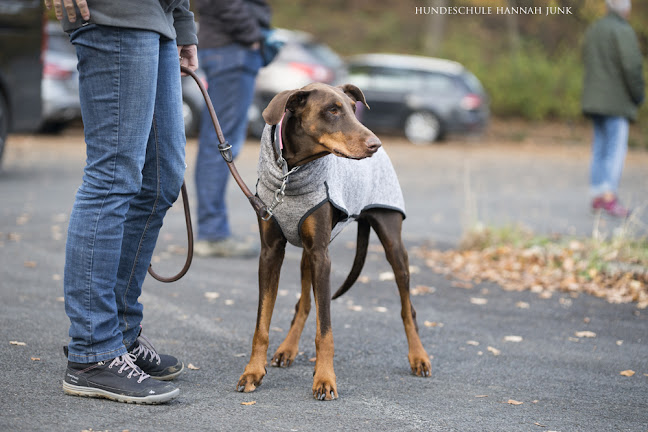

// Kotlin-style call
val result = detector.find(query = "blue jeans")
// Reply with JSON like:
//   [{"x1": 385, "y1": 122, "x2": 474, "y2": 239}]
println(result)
[
  {"x1": 64, "y1": 25, "x2": 186, "y2": 363},
  {"x1": 195, "y1": 44, "x2": 262, "y2": 241},
  {"x1": 589, "y1": 115, "x2": 629, "y2": 197}
]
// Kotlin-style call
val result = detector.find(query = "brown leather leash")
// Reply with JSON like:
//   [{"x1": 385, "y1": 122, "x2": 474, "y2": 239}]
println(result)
[{"x1": 147, "y1": 65, "x2": 267, "y2": 282}]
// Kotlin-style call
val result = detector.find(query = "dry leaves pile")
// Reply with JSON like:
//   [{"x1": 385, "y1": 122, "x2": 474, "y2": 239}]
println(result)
[{"x1": 419, "y1": 229, "x2": 648, "y2": 308}]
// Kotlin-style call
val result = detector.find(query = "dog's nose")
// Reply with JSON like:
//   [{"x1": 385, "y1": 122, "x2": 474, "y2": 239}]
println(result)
[{"x1": 366, "y1": 136, "x2": 381, "y2": 153}]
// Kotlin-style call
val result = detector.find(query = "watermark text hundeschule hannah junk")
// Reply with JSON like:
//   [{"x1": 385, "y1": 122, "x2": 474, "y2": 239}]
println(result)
[{"x1": 415, "y1": 6, "x2": 573, "y2": 15}]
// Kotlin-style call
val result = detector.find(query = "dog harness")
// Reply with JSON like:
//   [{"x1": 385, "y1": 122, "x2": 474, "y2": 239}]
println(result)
[{"x1": 256, "y1": 124, "x2": 406, "y2": 247}]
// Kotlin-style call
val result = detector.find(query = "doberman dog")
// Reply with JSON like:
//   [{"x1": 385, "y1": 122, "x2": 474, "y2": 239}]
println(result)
[{"x1": 236, "y1": 83, "x2": 431, "y2": 400}]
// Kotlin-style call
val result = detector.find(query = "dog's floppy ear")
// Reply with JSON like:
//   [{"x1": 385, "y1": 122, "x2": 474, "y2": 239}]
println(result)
[
  {"x1": 338, "y1": 84, "x2": 370, "y2": 109},
  {"x1": 263, "y1": 89, "x2": 311, "y2": 125}
]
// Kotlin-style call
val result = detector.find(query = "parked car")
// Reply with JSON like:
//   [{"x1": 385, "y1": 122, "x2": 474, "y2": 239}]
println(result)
[
  {"x1": 0, "y1": 0, "x2": 43, "y2": 167},
  {"x1": 347, "y1": 54, "x2": 489, "y2": 144},
  {"x1": 41, "y1": 21, "x2": 80, "y2": 133},
  {"x1": 247, "y1": 29, "x2": 347, "y2": 137},
  {"x1": 42, "y1": 23, "x2": 205, "y2": 138}
]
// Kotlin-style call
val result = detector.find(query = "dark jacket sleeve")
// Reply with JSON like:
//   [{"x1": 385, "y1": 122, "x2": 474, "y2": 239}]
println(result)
[
  {"x1": 615, "y1": 24, "x2": 645, "y2": 105},
  {"x1": 173, "y1": 0, "x2": 198, "y2": 46},
  {"x1": 196, "y1": 0, "x2": 263, "y2": 46}
]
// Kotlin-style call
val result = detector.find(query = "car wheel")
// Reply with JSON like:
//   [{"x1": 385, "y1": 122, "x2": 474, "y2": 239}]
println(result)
[
  {"x1": 404, "y1": 111, "x2": 442, "y2": 145},
  {"x1": 0, "y1": 92, "x2": 8, "y2": 168},
  {"x1": 183, "y1": 98, "x2": 200, "y2": 138}
]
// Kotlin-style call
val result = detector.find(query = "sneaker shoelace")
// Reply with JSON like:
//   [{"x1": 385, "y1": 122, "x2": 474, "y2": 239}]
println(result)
[
  {"x1": 131, "y1": 334, "x2": 162, "y2": 366},
  {"x1": 109, "y1": 353, "x2": 150, "y2": 383}
]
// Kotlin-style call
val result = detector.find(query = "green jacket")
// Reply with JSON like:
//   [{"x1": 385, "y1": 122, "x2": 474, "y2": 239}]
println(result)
[{"x1": 581, "y1": 12, "x2": 644, "y2": 121}]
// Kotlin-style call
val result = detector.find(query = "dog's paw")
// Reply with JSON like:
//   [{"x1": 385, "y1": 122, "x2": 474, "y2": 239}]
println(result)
[
  {"x1": 271, "y1": 348, "x2": 297, "y2": 368},
  {"x1": 409, "y1": 355, "x2": 432, "y2": 378},
  {"x1": 312, "y1": 374, "x2": 338, "y2": 401},
  {"x1": 236, "y1": 368, "x2": 266, "y2": 393}
]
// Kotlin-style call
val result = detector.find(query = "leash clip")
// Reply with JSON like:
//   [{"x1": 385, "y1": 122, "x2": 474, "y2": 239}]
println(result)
[{"x1": 218, "y1": 141, "x2": 233, "y2": 163}]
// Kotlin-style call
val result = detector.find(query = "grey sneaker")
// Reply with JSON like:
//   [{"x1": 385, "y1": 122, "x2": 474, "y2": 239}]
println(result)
[
  {"x1": 63, "y1": 354, "x2": 179, "y2": 404},
  {"x1": 194, "y1": 238, "x2": 259, "y2": 258}
]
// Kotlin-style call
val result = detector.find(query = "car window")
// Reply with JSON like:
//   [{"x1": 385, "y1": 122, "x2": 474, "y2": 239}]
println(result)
[
  {"x1": 421, "y1": 72, "x2": 456, "y2": 93},
  {"x1": 349, "y1": 66, "x2": 424, "y2": 93},
  {"x1": 302, "y1": 42, "x2": 343, "y2": 69},
  {"x1": 461, "y1": 71, "x2": 485, "y2": 95}
]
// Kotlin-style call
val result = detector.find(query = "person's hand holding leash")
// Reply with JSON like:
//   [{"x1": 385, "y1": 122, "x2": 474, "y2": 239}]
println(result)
[
  {"x1": 45, "y1": 0, "x2": 90, "y2": 23},
  {"x1": 178, "y1": 44, "x2": 198, "y2": 76}
]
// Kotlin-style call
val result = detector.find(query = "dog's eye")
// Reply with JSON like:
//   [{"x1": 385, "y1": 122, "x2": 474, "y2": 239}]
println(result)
[{"x1": 328, "y1": 107, "x2": 339, "y2": 115}]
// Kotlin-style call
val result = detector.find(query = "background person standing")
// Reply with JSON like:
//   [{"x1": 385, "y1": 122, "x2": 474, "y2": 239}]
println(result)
[
  {"x1": 194, "y1": 0, "x2": 271, "y2": 257},
  {"x1": 581, "y1": 0, "x2": 644, "y2": 218}
]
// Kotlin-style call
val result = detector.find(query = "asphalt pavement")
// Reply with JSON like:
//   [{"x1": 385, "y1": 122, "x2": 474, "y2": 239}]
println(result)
[{"x1": 1, "y1": 131, "x2": 647, "y2": 431}]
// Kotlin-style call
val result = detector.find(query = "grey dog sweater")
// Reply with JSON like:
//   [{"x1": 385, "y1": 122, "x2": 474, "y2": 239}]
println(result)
[{"x1": 256, "y1": 125, "x2": 405, "y2": 247}]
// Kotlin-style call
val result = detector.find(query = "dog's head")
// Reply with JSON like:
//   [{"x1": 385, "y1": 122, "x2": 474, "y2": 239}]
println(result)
[{"x1": 263, "y1": 83, "x2": 381, "y2": 164}]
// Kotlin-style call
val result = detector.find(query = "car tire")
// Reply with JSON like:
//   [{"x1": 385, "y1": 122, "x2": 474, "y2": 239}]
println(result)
[
  {"x1": 404, "y1": 111, "x2": 442, "y2": 145},
  {"x1": 0, "y1": 92, "x2": 8, "y2": 169},
  {"x1": 246, "y1": 100, "x2": 266, "y2": 139},
  {"x1": 183, "y1": 98, "x2": 201, "y2": 138}
]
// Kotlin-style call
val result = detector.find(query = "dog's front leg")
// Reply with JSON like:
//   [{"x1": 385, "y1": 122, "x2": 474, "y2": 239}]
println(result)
[
  {"x1": 272, "y1": 252, "x2": 312, "y2": 367},
  {"x1": 301, "y1": 209, "x2": 338, "y2": 400},
  {"x1": 237, "y1": 218, "x2": 287, "y2": 393}
]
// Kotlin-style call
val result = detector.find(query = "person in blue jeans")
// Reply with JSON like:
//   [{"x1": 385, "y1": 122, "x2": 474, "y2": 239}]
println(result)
[
  {"x1": 46, "y1": 0, "x2": 198, "y2": 404},
  {"x1": 582, "y1": 0, "x2": 644, "y2": 218},
  {"x1": 194, "y1": 0, "x2": 271, "y2": 257}
]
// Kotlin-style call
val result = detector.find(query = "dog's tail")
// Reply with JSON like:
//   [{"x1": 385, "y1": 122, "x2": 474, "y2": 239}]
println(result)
[{"x1": 332, "y1": 218, "x2": 370, "y2": 300}]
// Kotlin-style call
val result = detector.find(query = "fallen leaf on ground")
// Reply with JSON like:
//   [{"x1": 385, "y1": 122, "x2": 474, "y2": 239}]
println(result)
[
  {"x1": 452, "y1": 281, "x2": 474, "y2": 289},
  {"x1": 225, "y1": 299, "x2": 235, "y2": 306},
  {"x1": 616, "y1": 340, "x2": 623, "y2": 346},
  {"x1": 31, "y1": 357, "x2": 40, "y2": 361},
  {"x1": 411, "y1": 285, "x2": 436, "y2": 296},
  {"x1": 241, "y1": 401, "x2": 256, "y2": 406},
  {"x1": 504, "y1": 335, "x2": 523, "y2": 343},
  {"x1": 475, "y1": 395, "x2": 488, "y2": 398},
  {"x1": 620, "y1": 370, "x2": 635, "y2": 377},
  {"x1": 24, "y1": 261, "x2": 37, "y2": 268},
  {"x1": 575, "y1": 331, "x2": 596, "y2": 338},
  {"x1": 10, "y1": 341, "x2": 26, "y2": 346},
  {"x1": 204, "y1": 292, "x2": 220, "y2": 300},
  {"x1": 234, "y1": 353, "x2": 246, "y2": 357},
  {"x1": 357, "y1": 276, "x2": 370, "y2": 284},
  {"x1": 187, "y1": 363, "x2": 200, "y2": 370},
  {"x1": 56, "y1": 297, "x2": 64, "y2": 302},
  {"x1": 516, "y1": 301, "x2": 530, "y2": 309},
  {"x1": 508, "y1": 399, "x2": 523, "y2": 405},
  {"x1": 349, "y1": 305, "x2": 363, "y2": 312},
  {"x1": 534, "y1": 422, "x2": 547, "y2": 427},
  {"x1": 379, "y1": 272, "x2": 395, "y2": 281},
  {"x1": 424, "y1": 321, "x2": 442, "y2": 328},
  {"x1": 309, "y1": 357, "x2": 316, "y2": 362},
  {"x1": 470, "y1": 297, "x2": 488, "y2": 305},
  {"x1": 270, "y1": 327, "x2": 283, "y2": 332},
  {"x1": 487, "y1": 346, "x2": 501, "y2": 356},
  {"x1": 467, "y1": 340, "x2": 480, "y2": 346},
  {"x1": 374, "y1": 306, "x2": 388, "y2": 313}
]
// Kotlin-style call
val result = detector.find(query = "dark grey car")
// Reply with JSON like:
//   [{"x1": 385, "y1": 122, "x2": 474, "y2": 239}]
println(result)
[
  {"x1": 347, "y1": 54, "x2": 489, "y2": 144},
  {"x1": 0, "y1": 0, "x2": 43, "y2": 166}
]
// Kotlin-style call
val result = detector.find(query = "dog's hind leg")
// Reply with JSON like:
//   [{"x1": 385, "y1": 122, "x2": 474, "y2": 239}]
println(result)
[
  {"x1": 237, "y1": 218, "x2": 287, "y2": 393},
  {"x1": 271, "y1": 252, "x2": 312, "y2": 367},
  {"x1": 366, "y1": 209, "x2": 432, "y2": 377}
]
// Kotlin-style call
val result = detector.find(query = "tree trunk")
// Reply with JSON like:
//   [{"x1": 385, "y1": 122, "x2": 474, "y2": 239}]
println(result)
[{"x1": 423, "y1": 0, "x2": 448, "y2": 55}]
